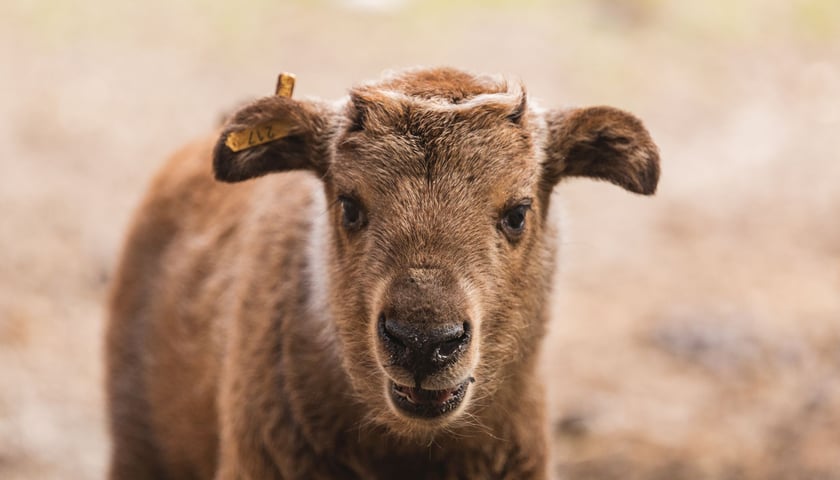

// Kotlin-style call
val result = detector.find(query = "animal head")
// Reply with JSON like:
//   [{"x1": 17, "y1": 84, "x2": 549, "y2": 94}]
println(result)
[{"x1": 213, "y1": 68, "x2": 659, "y2": 438}]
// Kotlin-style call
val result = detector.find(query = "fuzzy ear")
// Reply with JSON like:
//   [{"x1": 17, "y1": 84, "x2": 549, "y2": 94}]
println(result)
[
  {"x1": 542, "y1": 106, "x2": 660, "y2": 194},
  {"x1": 213, "y1": 96, "x2": 334, "y2": 182},
  {"x1": 345, "y1": 88, "x2": 408, "y2": 134}
]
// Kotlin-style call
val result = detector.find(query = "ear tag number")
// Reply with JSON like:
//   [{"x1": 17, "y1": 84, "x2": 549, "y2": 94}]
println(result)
[{"x1": 224, "y1": 72, "x2": 297, "y2": 152}]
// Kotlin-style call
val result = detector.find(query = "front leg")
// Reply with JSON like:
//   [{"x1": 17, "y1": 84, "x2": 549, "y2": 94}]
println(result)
[
  {"x1": 214, "y1": 323, "x2": 362, "y2": 480},
  {"x1": 214, "y1": 366, "x2": 287, "y2": 480},
  {"x1": 215, "y1": 412, "x2": 362, "y2": 480}
]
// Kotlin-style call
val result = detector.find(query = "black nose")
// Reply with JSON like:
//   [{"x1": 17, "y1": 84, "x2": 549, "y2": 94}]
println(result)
[{"x1": 379, "y1": 314, "x2": 471, "y2": 376}]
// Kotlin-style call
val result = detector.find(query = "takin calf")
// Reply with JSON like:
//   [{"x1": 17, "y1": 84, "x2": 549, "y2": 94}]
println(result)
[{"x1": 106, "y1": 67, "x2": 660, "y2": 479}]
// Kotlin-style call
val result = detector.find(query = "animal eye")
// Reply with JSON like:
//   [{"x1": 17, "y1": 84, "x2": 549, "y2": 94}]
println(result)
[
  {"x1": 338, "y1": 195, "x2": 366, "y2": 231},
  {"x1": 500, "y1": 204, "x2": 530, "y2": 240}
]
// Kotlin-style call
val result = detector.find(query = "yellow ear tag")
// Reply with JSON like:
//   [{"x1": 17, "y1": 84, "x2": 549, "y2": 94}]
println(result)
[
  {"x1": 224, "y1": 72, "x2": 297, "y2": 152},
  {"x1": 275, "y1": 72, "x2": 296, "y2": 98}
]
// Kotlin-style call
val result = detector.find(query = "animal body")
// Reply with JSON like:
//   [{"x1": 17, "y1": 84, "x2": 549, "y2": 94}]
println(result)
[{"x1": 106, "y1": 67, "x2": 660, "y2": 479}]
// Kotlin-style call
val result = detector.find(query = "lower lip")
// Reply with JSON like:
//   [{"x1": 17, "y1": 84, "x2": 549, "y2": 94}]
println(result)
[{"x1": 389, "y1": 379, "x2": 470, "y2": 419}]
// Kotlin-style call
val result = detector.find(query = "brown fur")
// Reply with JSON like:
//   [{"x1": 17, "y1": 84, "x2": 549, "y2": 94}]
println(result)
[{"x1": 106, "y1": 67, "x2": 660, "y2": 479}]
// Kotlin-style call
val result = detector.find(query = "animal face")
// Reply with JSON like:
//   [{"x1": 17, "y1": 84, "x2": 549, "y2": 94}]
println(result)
[
  {"x1": 212, "y1": 67, "x2": 660, "y2": 439},
  {"x1": 324, "y1": 84, "x2": 547, "y2": 433}
]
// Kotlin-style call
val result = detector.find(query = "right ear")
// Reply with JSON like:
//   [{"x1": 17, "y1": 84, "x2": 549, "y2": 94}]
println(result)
[{"x1": 213, "y1": 95, "x2": 334, "y2": 182}]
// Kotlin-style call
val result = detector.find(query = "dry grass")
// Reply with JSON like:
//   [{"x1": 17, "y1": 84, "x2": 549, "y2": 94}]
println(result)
[{"x1": 1, "y1": 0, "x2": 838, "y2": 478}]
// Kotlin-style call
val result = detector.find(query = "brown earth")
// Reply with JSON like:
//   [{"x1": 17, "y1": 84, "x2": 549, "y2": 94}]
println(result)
[{"x1": 1, "y1": 0, "x2": 839, "y2": 478}]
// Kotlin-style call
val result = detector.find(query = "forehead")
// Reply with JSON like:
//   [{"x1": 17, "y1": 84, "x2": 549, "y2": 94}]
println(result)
[{"x1": 331, "y1": 78, "x2": 539, "y2": 201}]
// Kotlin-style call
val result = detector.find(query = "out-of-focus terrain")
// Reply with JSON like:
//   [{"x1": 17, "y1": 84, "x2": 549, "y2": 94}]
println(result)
[{"x1": 1, "y1": 0, "x2": 838, "y2": 478}]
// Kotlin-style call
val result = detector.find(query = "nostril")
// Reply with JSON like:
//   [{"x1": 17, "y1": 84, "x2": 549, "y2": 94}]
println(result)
[
  {"x1": 379, "y1": 313, "x2": 406, "y2": 348},
  {"x1": 435, "y1": 322, "x2": 471, "y2": 359},
  {"x1": 437, "y1": 337, "x2": 463, "y2": 357}
]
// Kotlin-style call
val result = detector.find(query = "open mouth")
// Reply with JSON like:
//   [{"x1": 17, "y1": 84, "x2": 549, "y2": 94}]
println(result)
[{"x1": 389, "y1": 378, "x2": 471, "y2": 419}]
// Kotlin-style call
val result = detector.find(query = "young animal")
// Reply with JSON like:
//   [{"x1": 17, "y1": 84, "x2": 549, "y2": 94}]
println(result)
[{"x1": 106, "y1": 67, "x2": 659, "y2": 479}]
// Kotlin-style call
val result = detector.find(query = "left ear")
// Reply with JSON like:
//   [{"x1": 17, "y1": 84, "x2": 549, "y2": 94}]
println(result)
[
  {"x1": 213, "y1": 96, "x2": 334, "y2": 182},
  {"x1": 542, "y1": 106, "x2": 660, "y2": 195}
]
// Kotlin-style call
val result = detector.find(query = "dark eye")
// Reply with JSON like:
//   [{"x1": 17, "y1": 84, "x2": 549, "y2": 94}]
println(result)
[
  {"x1": 500, "y1": 204, "x2": 530, "y2": 240},
  {"x1": 338, "y1": 195, "x2": 366, "y2": 231}
]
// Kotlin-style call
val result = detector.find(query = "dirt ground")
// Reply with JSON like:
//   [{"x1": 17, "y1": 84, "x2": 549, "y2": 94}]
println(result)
[{"x1": 1, "y1": 0, "x2": 839, "y2": 478}]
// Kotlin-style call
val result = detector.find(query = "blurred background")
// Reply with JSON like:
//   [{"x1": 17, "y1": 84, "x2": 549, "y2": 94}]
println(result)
[{"x1": 1, "y1": 0, "x2": 839, "y2": 478}]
